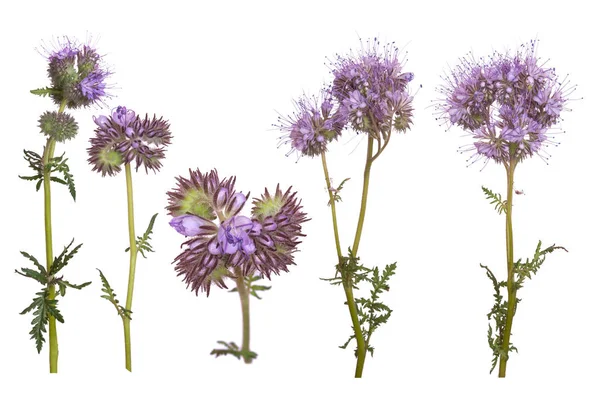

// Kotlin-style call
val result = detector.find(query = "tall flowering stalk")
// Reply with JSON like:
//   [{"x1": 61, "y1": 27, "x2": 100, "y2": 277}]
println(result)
[
  {"x1": 436, "y1": 40, "x2": 575, "y2": 377},
  {"x1": 17, "y1": 37, "x2": 110, "y2": 373},
  {"x1": 276, "y1": 38, "x2": 415, "y2": 377},
  {"x1": 167, "y1": 169, "x2": 308, "y2": 362},
  {"x1": 88, "y1": 106, "x2": 171, "y2": 371}
]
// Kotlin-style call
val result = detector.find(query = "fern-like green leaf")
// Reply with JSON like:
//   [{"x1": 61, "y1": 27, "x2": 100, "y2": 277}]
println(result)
[
  {"x1": 51, "y1": 239, "x2": 82, "y2": 275},
  {"x1": 482, "y1": 186, "x2": 507, "y2": 215},
  {"x1": 97, "y1": 269, "x2": 131, "y2": 320},
  {"x1": 210, "y1": 341, "x2": 257, "y2": 362},
  {"x1": 327, "y1": 177, "x2": 351, "y2": 206},
  {"x1": 20, "y1": 289, "x2": 63, "y2": 353},
  {"x1": 126, "y1": 213, "x2": 158, "y2": 258}
]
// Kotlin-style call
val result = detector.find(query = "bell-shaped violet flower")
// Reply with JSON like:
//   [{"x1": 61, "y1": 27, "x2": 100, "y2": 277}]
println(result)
[
  {"x1": 169, "y1": 214, "x2": 217, "y2": 237},
  {"x1": 209, "y1": 215, "x2": 256, "y2": 256}
]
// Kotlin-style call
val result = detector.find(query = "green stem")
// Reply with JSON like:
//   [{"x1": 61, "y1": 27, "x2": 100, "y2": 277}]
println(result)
[
  {"x1": 123, "y1": 163, "x2": 137, "y2": 372},
  {"x1": 321, "y1": 153, "x2": 343, "y2": 260},
  {"x1": 236, "y1": 271, "x2": 252, "y2": 364},
  {"x1": 498, "y1": 160, "x2": 517, "y2": 378},
  {"x1": 44, "y1": 100, "x2": 66, "y2": 373},
  {"x1": 351, "y1": 136, "x2": 374, "y2": 257}
]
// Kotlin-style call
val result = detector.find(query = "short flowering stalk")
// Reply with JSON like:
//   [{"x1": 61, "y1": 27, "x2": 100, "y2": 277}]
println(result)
[
  {"x1": 437, "y1": 40, "x2": 574, "y2": 377},
  {"x1": 167, "y1": 169, "x2": 308, "y2": 363},
  {"x1": 18, "y1": 37, "x2": 105, "y2": 373},
  {"x1": 89, "y1": 106, "x2": 171, "y2": 371},
  {"x1": 278, "y1": 38, "x2": 411, "y2": 377}
]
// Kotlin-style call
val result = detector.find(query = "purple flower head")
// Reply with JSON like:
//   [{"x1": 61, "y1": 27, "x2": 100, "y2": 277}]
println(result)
[
  {"x1": 87, "y1": 106, "x2": 172, "y2": 176},
  {"x1": 246, "y1": 185, "x2": 309, "y2": 278},
  {"x1": 331, "y1": 37, "x2": 415, "y2": 138},
  {"x1": 167, "y1": 171, "x2": 308, "y2": 296},
  {"x1": 277, "y1": 89, "x2": 346, "y2": 158},
  {"x1": 41, "y1": 36, "x2": 112, "y2": 108},
  {"x1": 210, "y1": 215, "x2": 256, "y2": 256},
  {"x1": 436, "y1": 40, "x2": 576, "y2": 165}
]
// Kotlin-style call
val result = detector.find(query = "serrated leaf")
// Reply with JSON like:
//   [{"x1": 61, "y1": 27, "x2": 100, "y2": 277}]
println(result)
[
  {"x1": 20, "y1": 289, "x2": 62, "y2": 353},
  {"x1": 20, "y1": 251, "x2": 47, "y2": 275},
  {"x1": 482, "y1": 186, "x2": 507, "y2": 215},
  {"x1": 97, "y1": 269, "x2": 131, "y2": 320},
  {"x1": 51, "y1": 239, "x2": 82, "y2": 275},
  {"x1": 210, "y1": 341, "x2": 257, "y2": 362},
  {"x1": 15, "y1": 268, "x2": 47, "y2": 285},
  {"x1": 30, "y1": 87, "x2": 61, "y2": 97},
  {"x1": 126, "y1": 213, "x2": 158, "y2": 258}
]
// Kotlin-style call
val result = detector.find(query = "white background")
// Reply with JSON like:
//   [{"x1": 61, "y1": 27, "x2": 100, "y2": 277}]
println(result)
[{"x1": 1, "y1": 0, "x2": 598, "y2": 397}]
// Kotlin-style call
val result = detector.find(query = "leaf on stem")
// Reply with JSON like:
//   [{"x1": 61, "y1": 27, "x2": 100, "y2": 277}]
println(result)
[
  {"x1": 327, "y1": 177, "x2": 351, "y2": 206},
  {"x1": 210, "y1": 341, "x2": 257, "y2": 362},
  {"x1": 97, "y1": 269, "x2": 132, "y2": 320},
  {"x1": 20, "y1": 289, "x2": 63, "y2": 353},
  {"x1": 125, "y1": 213, "x2": 158, "y2": 258},
  {"x1": 482, "y1": 186, "x2": 507, "y2": 215}
]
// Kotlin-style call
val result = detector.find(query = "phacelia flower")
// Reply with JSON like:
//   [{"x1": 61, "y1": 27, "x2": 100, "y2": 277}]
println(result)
[
  {"x1": 167, "y1": 170, "x2": 308, "y2": 295},
  {"x1": 436, "y1": 40, "x2": 575, "y2": 165},
  {"x1": 38, "y1": 111, "x2": 78, "y2": 142},
  {"x1": 331, "y1": 37, "x2": 415, "y2": 138},
  {"x1": 42, "y1": 36, "x2": 111, "y2": 108},
  {"x1": 277, "y1": 89, "x2": 346, "y2": 157},
  {"x1": 88, "y1": 106, "x2": 172, "y2": 176}
]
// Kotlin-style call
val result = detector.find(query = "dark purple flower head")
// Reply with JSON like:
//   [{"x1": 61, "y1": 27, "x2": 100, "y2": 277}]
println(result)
[
  {"x1": 277, "y1": 89, "x2": 346, "y2": 158},
  {"x1": 87, "y1": 106, "x2": 172, "y2": 176},
  {"x1": 331, "y1": 37, "x2": 415, "y2": 138},
  {"x1": 436, "y1": 40, "x2": 575, "y2": 165},
  {"x1": 42, "y1": 36, "x2": 111, "y2": 108},
  {"x1": 167, "y1": 170, "x2": 308, "y2": 296}
]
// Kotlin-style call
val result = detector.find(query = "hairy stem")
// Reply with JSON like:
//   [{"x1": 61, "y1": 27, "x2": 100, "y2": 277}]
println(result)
[
  {"x1": 321, "y1": 153, "x2": 343, "y2": 260},
  {"x1": 236, "y1": 271, "x2": 252, "y2": 364},
  {"x1": 123, "y1": 163, "x2": 138, "y2": 372},
  {"x1": 498, "y1": 160, "x2": 517, "y2": 378},
  {"x1": 44, "y1": 99, "x2": 66, "y2": 373}
]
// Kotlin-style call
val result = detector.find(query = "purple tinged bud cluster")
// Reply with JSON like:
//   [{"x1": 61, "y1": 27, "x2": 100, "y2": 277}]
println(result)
[
  {"x1": 166, "y1": 169, "x2": 308, "y2": 296},
  {"x1": 437, "y1": 40, "x2": 575, "y2": 165},
  {"x1": 44, "y1": 37, "x2": 111, "y2": 108},
  {"x1": 277, "y1": 38, "x2": 415, "y2": 158},
  {"x1": 87, "y1": 106, "x2": 172, "y2": 176}
]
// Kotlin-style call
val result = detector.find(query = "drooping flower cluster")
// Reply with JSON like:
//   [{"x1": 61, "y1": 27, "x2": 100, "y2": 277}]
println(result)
[
  {"x1": 167, "y1": 169, "x2": 308, "y2": 295},
  {"x1": 437, "y1": 40, "x2": 575, "y2": 165},
  {"x1": 87, "y1": 106, "x2": 172, "y2": 176},
  {"x1": 43, "y1": 37, "x2": 111, "y2": 108},
  {"x1": 277, "y1": 38, "x2": 415, "y2": 158},
  {"x1": 331, "y1": 38, "x2": 415, "y2": 137}
]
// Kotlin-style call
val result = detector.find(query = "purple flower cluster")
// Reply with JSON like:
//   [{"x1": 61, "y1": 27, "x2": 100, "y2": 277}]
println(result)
[
  {"x1": 167, "y1": 169, "x2": 308, "y2": 295},
  {"x1": 437, "y1": 40, "x2": 574, "y2": 164},
  {"x1": 331, "y1": 38, "x2": 415, "y2": 136},
  {"x1": 277, "y1": 90, "x2": 345, "y2": 157},
  {"x1": 87, "y1": 106, "x2": 172, "y2": 176},
  {"x1": 277, "y1": 38, "x2": 415, "y2": 158},
  {"x1": 44, "y1": 37, "x2": 111, "y2": 108}
]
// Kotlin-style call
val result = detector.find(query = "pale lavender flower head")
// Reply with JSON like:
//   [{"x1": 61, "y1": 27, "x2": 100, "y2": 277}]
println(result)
[
  {"x1": 277, "y1": 89, "x2": 346, "y2": 158},
  {"x1": 87, "y1": 106, "x2": 172, "y2": 176},
  {"x1": 436, "y1": 40, "x2": 575, "y2": 165},
  {"x1": 331, "y1": 37, "x2": 415, "y2": 138},
  {"x1": 167, "y1": 170, "x2": 308, "y2": 296},
  {"x1": 42, "y1": 36, "x2": 111, "y2": 108}
]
